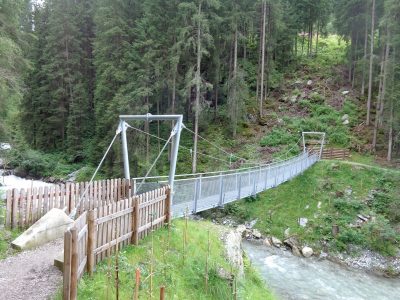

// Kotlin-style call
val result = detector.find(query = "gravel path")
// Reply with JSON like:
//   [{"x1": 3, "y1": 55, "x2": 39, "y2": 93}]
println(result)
[{"x1": 0, "y1": 239, "x2": 63, "y2": 300}]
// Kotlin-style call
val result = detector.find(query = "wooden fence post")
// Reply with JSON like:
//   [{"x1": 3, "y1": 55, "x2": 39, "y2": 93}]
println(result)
[
  {"x1": 12, "y1": 189, "x2": 18, "y2": 229},
  {"x1": 134, "y1": 268, "x2": 140, "y2": 300},
  {"x1": 70, "y1": 228, "x2": 78, "y2": 300},
  {"x1": 132, "y1": 197, "x2": 140, "y2": 245},
  {"x1": 164, "y1": 188, "x2": 171, "y2": 226},
  {"x1": 63, "y1": 230, "x2": 72, "y2": 300},
  {"x1": 160, "y1": 286, "x2": 165, "y2": 300},
  {"x1": 87, "y1": 210, "x2": 96, "y2": 276},
  {"x1": 6, "y1": 190, "x2": 12, "y2": 227}
]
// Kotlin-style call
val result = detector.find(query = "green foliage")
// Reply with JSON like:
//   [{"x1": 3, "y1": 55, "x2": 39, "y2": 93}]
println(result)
[{"x1": 260, "y1": 128, "x2": 298, "y2": 147}]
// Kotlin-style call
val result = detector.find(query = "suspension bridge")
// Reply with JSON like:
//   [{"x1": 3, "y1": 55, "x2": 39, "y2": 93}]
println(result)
[{"x1": 104, "y1": 114, "x2": 325, "y2": 218}]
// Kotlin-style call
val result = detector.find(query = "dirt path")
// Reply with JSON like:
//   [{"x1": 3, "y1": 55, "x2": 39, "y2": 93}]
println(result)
[
  {"x1": 324, "y1": 159, "x2": 400, "y2": 173},
  {"x1": 0, "y1": 239, "x2": 63, "y2": 300}
]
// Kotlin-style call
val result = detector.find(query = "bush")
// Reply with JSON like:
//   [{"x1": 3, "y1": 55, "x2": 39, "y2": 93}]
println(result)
[
  {"x1": 260, "y1": 128, "x2": 298, "y2": 147},
  {"x1": 362, "y1": 216, "x2": 399, "y2": 256},
  {"x1": 333, "y1": 198, "x2": 364, "y2": 214},
  {"x1": 337, "y1": 228, "x2": 365, "y2": 246},
  {"x1": 310, "y1": 92, "x2": 325, "y2": 104},
  {"x1": 18, "y1": 150, "x2": 55, "y2": 177}
]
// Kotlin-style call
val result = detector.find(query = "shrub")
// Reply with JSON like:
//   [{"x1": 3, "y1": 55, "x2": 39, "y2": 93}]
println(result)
[
  {"x1": 260, "y1": 128, "x2": 298, "y2": 147},
  {"x1": 18, "y1": 150, "x2": 55, "y2": 177},
  {"x1": 310, "y1": 92, "x2": 325, "y2": 104},
  {"x1": 362, "y1": 216, "x2": 398, "y2": 256},
  {"x1": 337, "y1": 228, "x2": 365, "y2": 246},
  {"x1": 333, "y1": 198, "x2": 364, "y2": 214}
]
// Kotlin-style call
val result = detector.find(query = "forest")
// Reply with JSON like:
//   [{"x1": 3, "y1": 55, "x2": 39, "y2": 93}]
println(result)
[{"x1": 1, "y1": 0, "x2": 400, "y2": 178}]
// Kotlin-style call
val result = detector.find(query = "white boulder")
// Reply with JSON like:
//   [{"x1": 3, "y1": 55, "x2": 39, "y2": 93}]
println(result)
[
  {"x1": 12, "y1": 208, "x2": 74, "y2": 250},
  {"x1": 302, "y1": 246, "x2": 314, "y2": 258}
]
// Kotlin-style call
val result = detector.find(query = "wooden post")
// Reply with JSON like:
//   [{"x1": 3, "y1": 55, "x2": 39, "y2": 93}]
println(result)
[
  {"x1": 6, "y1": 190, "x2": 12, "y2": 227},
  {"x1": 134, "y1": 268, "x2": 140, "y2": 300},
  {"x1": 70, "y1": 228, "x2": 78, "y2": 300},
  {"x1": 132, "y1": 197, "x2": 140, "y2": 245},
  {"x1": 164, "y1": 188, "x2": 171, "y2": 227},
  {"x1": 87, "y1": 210, "x2": 96, "y2": 276},
  {"x1": 63, "y1": 230, "x2": 72, "y2": 300},
  {"x1": 12, "y1": 189, "x2": 18, "y2": 229},
  {"x1": 160, "y1": 286, "x2": 165, "y2": 300}
]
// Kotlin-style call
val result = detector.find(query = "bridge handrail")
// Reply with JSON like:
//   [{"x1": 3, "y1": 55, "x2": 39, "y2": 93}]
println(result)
[{"x1": 132, "y1": 151, "x2": 313, "y2": 182}]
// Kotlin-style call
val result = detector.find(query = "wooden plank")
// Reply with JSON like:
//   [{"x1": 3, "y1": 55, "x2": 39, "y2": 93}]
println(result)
[
  {"x1": 63, "y1": 230, "x2": 72, "y2": 300},
  {"x1": 70, "y1": 228, "x2": 78, "y2": 300},
  {"x1": 12, "y1": 189, "x2": 18, "y2": 229},
  {"x1": 138, "y1": 216, "x2": 166, "y2": 233},
  {"x1": 86, "y1": 210, "x2": 96, "y2": 276},
  {"x1": 96, "y1": 207, "x2": 135, "y2": 225},
  {"x1": 43, "y1": 186, "x2": 49, "y2": 215},
  {"x1": 138, "y1": 195, "x2": 167, "y2": 210},
  {"x1": 37, "y1": 187, "x2": 43, "y2": 222},
  {"x1": 6, "y1": 190, "x2": 12, "y2": 227},
  {"x1": 132, "y1": 197, "x2": 139, "y2": 245},
  {"x1": 94, "y1": 232, "x2": 133, "y2": 255},
  {"x1": 78, "y1": 225, "x2": 88, "y2": 241},
  {"x1": 23, "y1": 188, "x2": 29, "y2": 226},
  {"x1": 20, "y1": 189, "x2": 26, "y2": 228},
  {"x1": 77, "y1": 257, "x2": 88, "y2": 280},
  {"x1": 165, "y1": 188, "x2": 171, "y2": 226}
]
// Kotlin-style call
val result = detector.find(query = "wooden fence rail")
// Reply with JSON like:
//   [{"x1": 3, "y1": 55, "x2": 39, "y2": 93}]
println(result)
[
  {"x1": 321, "y1": 148, "x2": 350, "y2": 160},
  {"x1": 5, "y1": 178, "x2": 136, "y2": 229},
  {"x1": 63, "y1": 186, "x2": 171, "y2": 300}
]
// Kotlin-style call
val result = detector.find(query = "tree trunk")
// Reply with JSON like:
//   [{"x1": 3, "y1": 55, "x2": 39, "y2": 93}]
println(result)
[
  {"x1": 361, "y1": 8, "x2": 369, "y2": 96},
  {"x1": 352, "y1": 32, "x2": 359, "y2": 88},
  {"x1": 366, "y1": 0, "x2": 375, "y2": 125},
  {"x1": 233, "y1": 28, "x2": 238, "y2": 137},
  {"x1": 192, "y1": 2, "x2": 202, "y2": 174},
  {"x1": 387, "y1": 99, "x2": 393, "y2": 161},
  {"x1": 372, "y1": 42, "x2": 386, "y2": 151},
  {"x1": 315, "y1": 21, "x2": 319, "y2": 56},
  {"x1": 259, "y1": 0, "x2": 266, "y2": 117}
]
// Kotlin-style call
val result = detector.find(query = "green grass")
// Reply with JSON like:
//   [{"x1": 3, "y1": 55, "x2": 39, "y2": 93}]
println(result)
[
  {"x1": 218, "y1": 161, "x2": 400, "y2": 256},
  {"x1": 0, "y1": 207, "x2": 20, "y2": 260},
  {"x1": 75, "y1": 220, "x2": 274, "y2": 300}
]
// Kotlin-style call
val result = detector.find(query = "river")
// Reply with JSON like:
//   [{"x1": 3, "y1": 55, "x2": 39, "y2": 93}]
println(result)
[
  {"x1": 0, "y1": 142, "x2": 53, "y2": 198},
  {"x1": 243, "y1": 241, "x2": 400, "y2": 300}
]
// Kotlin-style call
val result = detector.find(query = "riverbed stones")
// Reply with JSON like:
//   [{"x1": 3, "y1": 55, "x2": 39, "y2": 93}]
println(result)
[
  {"x1": 252, "y1": 229, "x2": 262, "y2": 239},
  {"x1": 236, "y1": 225, "x2": 247, "y2": 237},
  {"x1": 271, "y1": 237, "x2": 283, "y2": 248},
  {"x1": 298, "y1": 218, "x2": 308, "y2": 227},
  {"x1": 263, "y1": 238, "x2": 272, "y2": 247},
  {"x1": 224, "y1": 230, "x2": 244, "y2": 276},
  {"x1": 302, "y1": 246, "x2": 314, "y2": 258}
]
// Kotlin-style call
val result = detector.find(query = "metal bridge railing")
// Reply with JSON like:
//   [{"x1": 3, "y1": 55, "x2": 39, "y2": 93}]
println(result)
[{"x1": 167, "y1": 151, "x2": 319, "y2": 218}]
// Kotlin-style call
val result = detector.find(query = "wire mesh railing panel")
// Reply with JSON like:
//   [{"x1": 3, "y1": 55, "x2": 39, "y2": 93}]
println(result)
[
  {"x1": 169, "y1": 151, "x2": 319, "y2": 219},
  {"x1": 222, "y1": 173, "x2": 238, "y2": 204}
]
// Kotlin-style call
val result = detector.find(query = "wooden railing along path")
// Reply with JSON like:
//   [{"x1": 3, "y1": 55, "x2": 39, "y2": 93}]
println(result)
[
  {"x1": 5, "y1": 178, "x2": 135, "y2": 229},
  {"x1": 63, "y1": 186, "x2": 171, "y2": 300}
]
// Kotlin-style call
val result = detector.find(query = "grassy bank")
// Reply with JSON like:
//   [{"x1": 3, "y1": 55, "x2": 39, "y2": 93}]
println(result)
[
  {"x1": 0, "y1": 207, "x2": 20, "y2": 260},
  {"x1": 75, "y1": 220, "x2": 273, "y2": 299},
  {"x1": 206, "y1": 161, "x2": 400, "y2": 257}
]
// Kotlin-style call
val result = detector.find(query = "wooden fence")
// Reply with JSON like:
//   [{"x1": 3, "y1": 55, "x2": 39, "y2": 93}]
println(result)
[
  {"x1": 63, "y1": 186, "x2": 171, "y2": 300},
  {"x1": 5, "y1": 178, "x2": 135, "y2": 229},
  {"x1": 321, "y1": 148, "x2": 350, "y2": 160}
]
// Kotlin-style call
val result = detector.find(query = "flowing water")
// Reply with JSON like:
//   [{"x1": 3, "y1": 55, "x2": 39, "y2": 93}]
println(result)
[{"x1": 243, "y1": 241, "x2": 400, "y2": 300}]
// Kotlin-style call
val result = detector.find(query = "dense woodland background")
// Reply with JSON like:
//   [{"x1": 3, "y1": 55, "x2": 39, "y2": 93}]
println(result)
[{"x1": 0, "y1": 0, "x2": 399, "y2": 179}]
